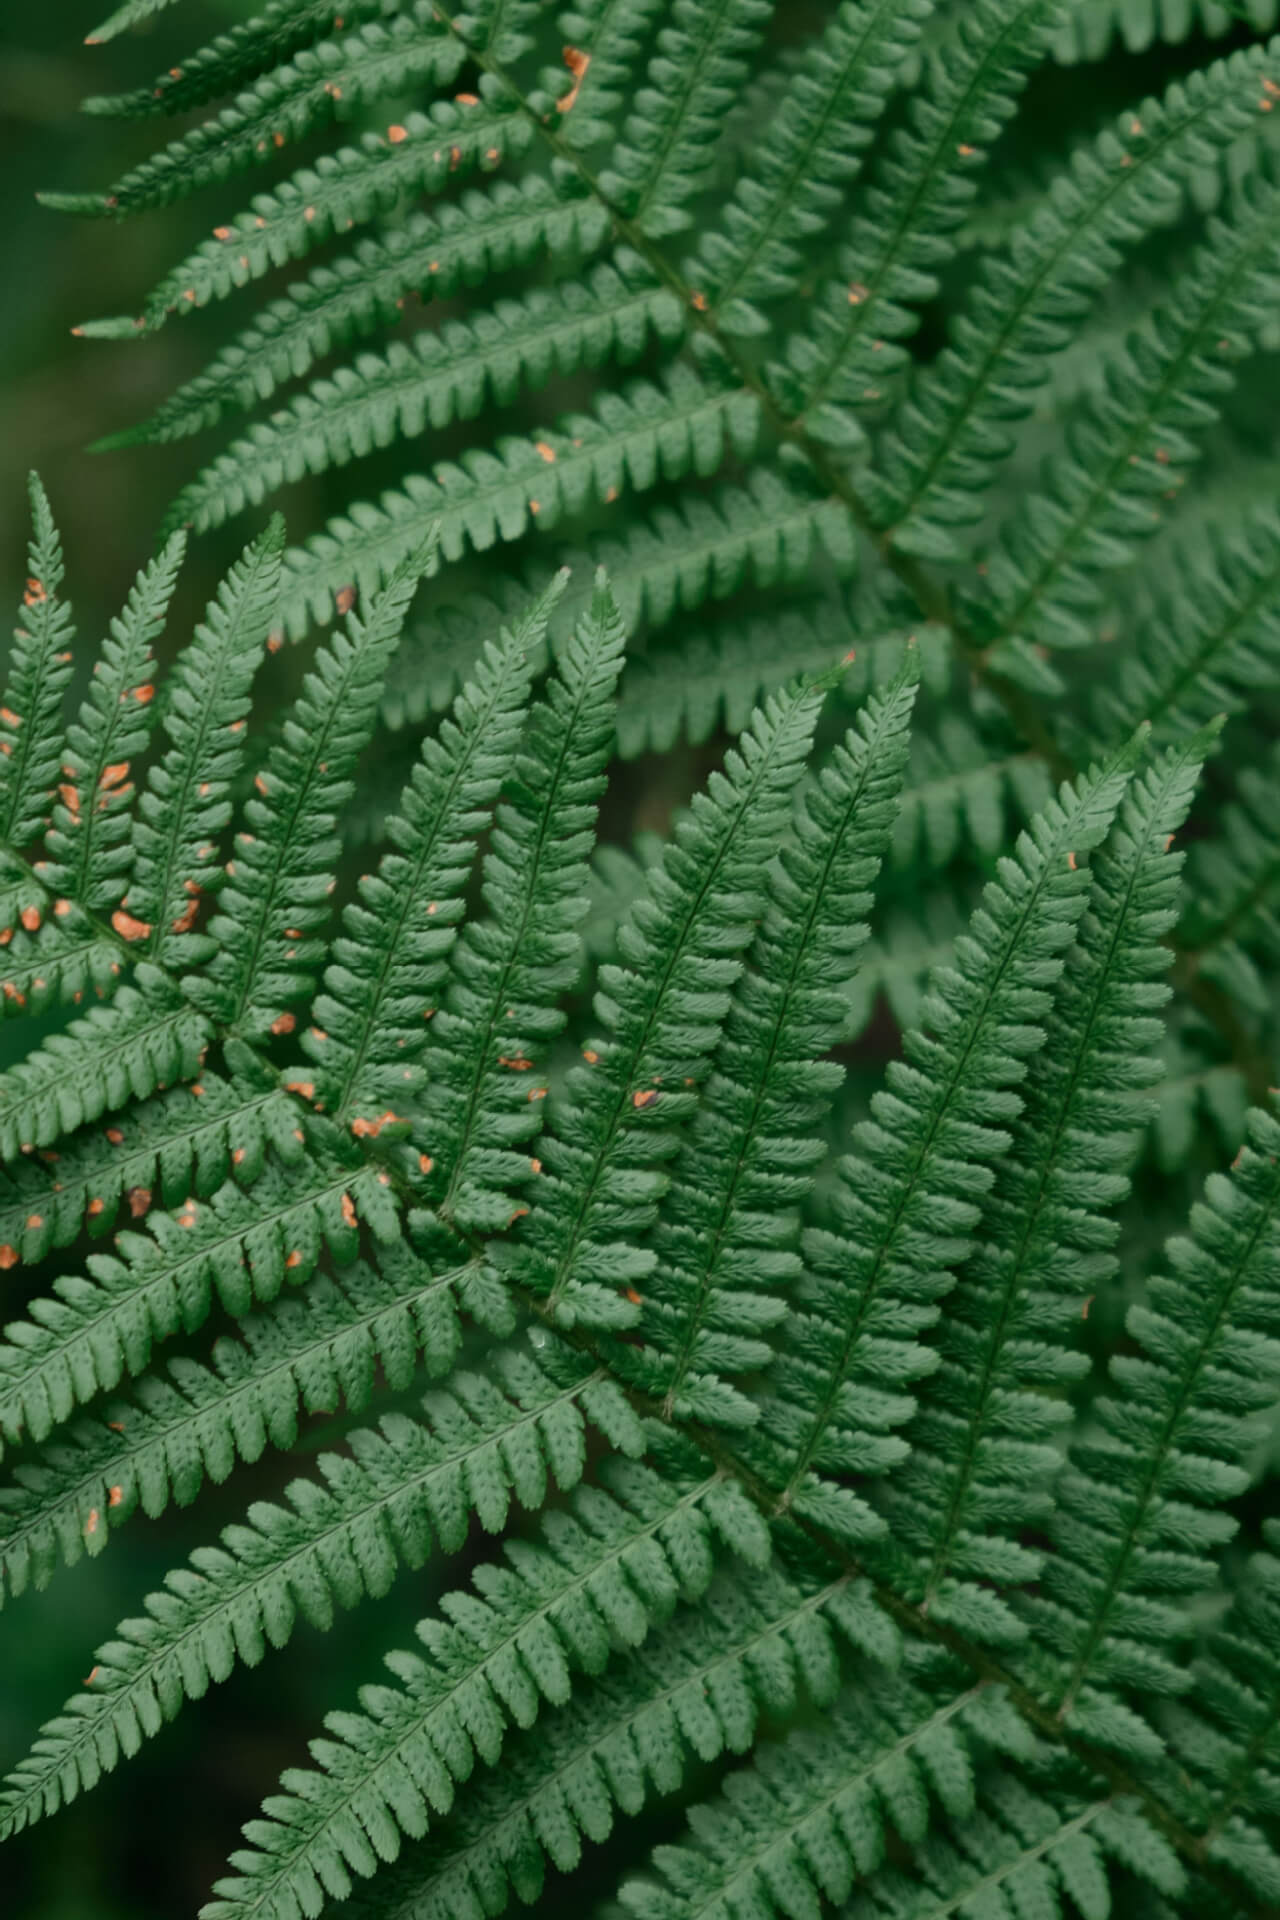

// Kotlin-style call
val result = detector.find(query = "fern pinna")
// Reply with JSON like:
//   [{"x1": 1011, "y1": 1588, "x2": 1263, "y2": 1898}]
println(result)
[{"x1": 4, "y1": 0, "x2": 1280, "y2": 1916}]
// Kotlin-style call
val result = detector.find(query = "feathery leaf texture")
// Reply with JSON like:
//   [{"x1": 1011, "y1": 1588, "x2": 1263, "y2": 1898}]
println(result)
[{"x1": 15, "y1": 1, "x2": 1280, "y2": 1914}]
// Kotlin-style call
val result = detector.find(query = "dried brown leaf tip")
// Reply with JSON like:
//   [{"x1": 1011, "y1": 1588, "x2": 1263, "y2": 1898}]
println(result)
[
  {"x1": 23, "y1": 577, "x2": 47, "y2": 607},
  {"x1": 558, "y1": 44, "x2": 589, "y2": 113},
  {"x1": 351, "y1": 1109, "x2": 402, "y2": 1138}
]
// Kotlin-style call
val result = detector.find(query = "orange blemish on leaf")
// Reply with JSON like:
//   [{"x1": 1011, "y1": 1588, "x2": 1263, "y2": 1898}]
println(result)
[
  {"x1": 58, "y1": 782, "x2": 81, "y2": 816},
  {"x1": 214, "y1": 225, "x2": 234, "y2": 241},
  {"x1": 508, "y1": 1206, "x2": 529, "y2": 1226},
  {"x1": 583, "y1": 1049, "x2": 600, "y2": 1064},
  {"x1": 0, "y1": 1246, "x2": 17, "y2": 1269},
  {"x1": 108, "y1": 1420, "x2": 124, "y2": 1434},
  {"x1": 88, "y1": 1198, "x2": 105, "y2": 1216},
  {"x1": 1082, "y1": 1296, "x2": 1093, "y2": 1320},
  {"x1": 529, "y1": 1157, "x2": 542, "y2": 1175},
  {"x1": 455, "y1": 92, "x2": 480, "y2": 106},
  {"x1": 388, "y1": 123, "x2": 409, "y2": 143},
  {"x1": 311, "y1": 1026, "x2": 328, "y2": 1041},
  {"x1": 449, "y1": 144, "x2": 462, "y2": 170},
  {"x1": 2, "y1": 984, "x2": 25, "y2": 1007},
  {"x1": 499, "y1": 1054, "x2": 534, "y2": 1070},
  {"x1": 100, "y1": 761, "x2": 130, "y2": 790},
  {"x1": 254, "y1": 773, "x2": 270, "y2": 796},
  {"x1": 23, "y1": 578, "x2": 48, "y2": 607},
  {"x1": 20, "y1": 905, "x2": 40, "y2": 933},
  {"x1": 25, "y1": 1214, "x2": 42, "y2": 1230},
  {"x1": 847, "y1": 282, "x2": 869, "y2": 305},
  {"x1": 0, "y1": 708, "x2": 20, "y2": 728},
  {"x1": 54, "y1": 898, "x2": 72, "y2": 918},
  {"x1": 624, "y1": 1287, "x2": 643, "y2": 1306},
  {"x1": 351, "y1": 1109, "x2": 401, "y2": 1138},
  {"x1": 528, "y1": 499, "x2": 541, "y2": 515},
  {"x1": 232, "y1": 1147, "x2": 246, "y2": 1166},
  {"x1": 558, "y1": 44, "x2": 590, "y2": 113},
  {"x1": 957, "y1": 143, "x2": 977, "y2": 157},
  {"x1": 128, "y1": 1187, "x2": 151, "y2": 1218},
  {"x1": 632, "y1": 1088, "x2": 659, "y2": 1109},
  {"x1": 286, "y1": 1249, "x2": 303, "y2": 1269},
  {"x1": 285, "y1": 1080, "x2": 316, "y2": 1101},
  {"x1": 86, "y1": 1508, "x2": 100, "y2": 1537},
  {"x1": 690, "y1": 290, "x2": 708, "y2": 311},
  {"x1": 84, "y1": 1666, "x2": 100, "y2": 1685},
  {"x1": 528, "y1": 1086, "x2": 548, "y2": 1102},
  {"x1": 112, "y1": 909, "x2": 152, "y2": 942},
  {"x1": 418, "y1": 1153, "x2": 434, "y2": 1175},
  {"x1": 340, "y1": 1192, "x2": 357, "y2": 1228},
  {"x1": 133, "y1": 684, "x2": 155, "y2": 704},
  {"x1": 605, "y1": 485, "x2": 619, "y2": 504},
  {"x1": 270, "y1": 1012, "x2": 296, "y2": 1036},
  {"x1": 335, "y1": 585, "x2": 357, "y2": 615},
  {"x1": 535, "y1": 441, "x2": 557, "y2": 464},
  {"x1": 1066, "y1": 852, "x2": 1078, "y2": 871},
  {"x1": 108, "y1": 1485, "x2": 123, "y2": 1508},
  {"x1": 0, "y1": 931, "x2": 11, "y2": 948},
  {"x1": 106, "y1": 1129, "x2": 125, "y2": 1147}
]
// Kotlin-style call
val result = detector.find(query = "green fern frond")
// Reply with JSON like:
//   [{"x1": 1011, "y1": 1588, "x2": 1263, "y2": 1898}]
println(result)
[
  {"x1": 1, "y1": 478, "x2": 76, "y2": 853},
  {"x1": 104, "y1": 181, "x2": 612, "y2": 449},
  {"x1": 747, "y1": 748, "x2": 1138, "y2": 1547},
  {"x1": 1032, "y1": 1101, "x2": 1280, "y2": 1757},
  {"x1": 303, "y1": 580, "x2": 549, "y2": 1127},
  {"x1": 1180, "y1": 742, "x2": 1280, "y2": 1019},
  {"x1": 768, "y1": 0, "x2": 1064, "y2": 445},
  {"x1": 554, "y1": 0, "x2": 666, "y2": 152},
  {"x1": 510, "y1": 678, "x2": 825, "y2": 1332},
  {"x1": 168, "y1": 258, "x2": 686, "y2": 535},
  {"x1": 883, "y1": 738, "x2": 1206, "y2": 1646},
  {"x1": 84, "y1": 8, "x2": 464, "y2": 215},
  {"x1": 85, "y1": 0, "x2": 191, "y2": 44},
  {"x1": 0, "y1": 1145, "x2": 397, "y2": 1454},
  {"x1": 620, "y1": 662, "x2": 918, "y2": 1427},
  {"x1": 865, "y1": 38, "x2": 1280, "y2": 558},
  {"x1": 0, "y1": 1245, "x2": 489, "y2": 1606},
  {"x1": 188, "y1": 545, "x2": 434, "y2": 1041},
  {"x1": 418, "y1": 575, "x2": 626, "y2": 1234},
  {"x1": 1051, "y1": 0, "x2": 1280, "y2": 64}
]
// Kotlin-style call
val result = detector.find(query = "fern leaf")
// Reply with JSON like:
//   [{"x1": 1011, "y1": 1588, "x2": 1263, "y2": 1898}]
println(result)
[
  {"x1": 0, "y1": 1392, "x2": 666, "y2": 1841},
  {"x1": 84, "y1": 8, "x2": 463, "y2": 215},
  {"x1": 864, "y1": 38, "x2": 1280, "y2": 558},
  {"x1": 105, "y1": 180, "x2": 611, "y2": 448},
  {"x1": 1182, "y1": 741, "x2": 1280, "y2": 1017},
  {"x1": 1034, "y1": 1102, "x2": 1280, "y2": 1757},
  {"x1": 623, "y1": 663, "x2": 919, "y2": 1427},
  {"x1": 978, "y1": 172, "x2": 1280, "y2": 658},
  {"x1": 554, "y1": 0, "x2": 666, "y2": 151},
  {"x1": 83, "y1": 0, "x2": 406, "y2": 119},
  {"x1": 891, "y1": 718, "x2": 1053, "y2": 873},
  {"x1": 0, "y1": 1150, "x2": 397, "y2": 1454},
  {"x1": 1092, "y1": 505, "x2": 1280, "y2": 749},
  {"x1": 695, "y1": 0, "x2": 934, "y2": 328},
  {"x1": 188, "y1": 544, "x2": 434, "y2": 1041},
  {"x1": 79, "y1": 84, "x2": 532, "y2": 333},
  {"x1": 453, "y1": 0, "x2": 543, "y2": 64},
  {"x1": 751, "y1": 747, "x2": 1138, "y2": 1546},
  {"x1": 85, "y1": 0, "x2": 189, "y2": 43},
  {"x1": 886, "y1": 738, "x2": 1206, "y2": 1647},
  {"x1": 1052, "y1": 0, "x2": 1280, "y2": 64},
  {"x1": 419, "y1": 574, "x2": 626, "y2": 1235},
  {"x1": 0, "y1": 982, "x2": 210, "y2": 1161},
  {"x1": 770, "y1": 0, "x2": 1065, "y2": 447},
  {"x1": 0, "y1": 1247, "x2": 490, "y2": 1605},
  {"x1": 598, "y1": 0, "x2": 774, "y2": 239},
  {"x1": 0, "y1": 477, "x2": 76, "y2": 852},
  {"x1": 330, "y1": 1561, "x2": 900, "y2": 1920},
  {"x1": 166, "y1": 258, "x2": 686, "y2": 535},
  {"x1": 274, "y1": 364, "x2": 760, "y2": 636},
  {"x1": 1161, "y1": 1524, "x2": 1280, "y2": 1902},
  {"x1": 198, "y1": 1450, "x2": 760, "y2": 1920},
  {"x1": 129, "y1": 519, "x2": 284, "y2": 969},
  {"x1": 42, "y1": 533, "x2": 184, "y2": 914},
  {"x1": 510, "y1": 679, "x2": 826, "y2": 1332},
  {"x1": 0, "y1": 1070, "x2": 298, "y2": 1269},
  {"x1": 305, "y1": 586, "x2": 550, "y2": 1126}
]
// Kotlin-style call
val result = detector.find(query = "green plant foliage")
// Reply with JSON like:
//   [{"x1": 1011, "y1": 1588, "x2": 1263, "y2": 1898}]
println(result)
[{"x1": 6, "y1": 2, "x2": 1280, "y2": 1916}]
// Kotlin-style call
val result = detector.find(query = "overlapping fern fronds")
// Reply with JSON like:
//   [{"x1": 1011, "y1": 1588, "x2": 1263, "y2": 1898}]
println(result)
[{"x1": 5, "y1": 1, "x2": 1280, "y2": 1917}]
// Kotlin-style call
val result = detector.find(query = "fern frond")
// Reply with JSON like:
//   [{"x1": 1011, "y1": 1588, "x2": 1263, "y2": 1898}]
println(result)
[
  {"x1": 0, "y1": 1147, "x2": 397, "y2": 1453},
  {"x1": 167, "y1": 258, "x2": 686, "y2": 535},
  {"x1": 1182, "y1": 742, "x2": 1280, "y2": 1017},
  {"x1": 42, "y1": 533, "x2": 185, "y2": 914},
  {"x1": 864, "y1": 38, "x2": 1280, "y2": 558},
  {"x1": 332, "y1": 1560, "x2": 900, "y2": 1920},
  {"x1": 623, "y1": 663, "x2": 919, "y2": 1427},
  {"x1": 77, "y1": 85, "x2": 531, "y2": 333},
  {"x1": 83, "y1": 0, "x2": 405, "y2": 119},
  {"x1": 598, "y1": 0, "x2": 774, "y2": 240},
  {"x1": 769, "y1": 0, "x2": 1065, "y2": 447},
  {"x1": 884, "y1": 738, "x2": 1205, "y2": 1647},
  {"x1": 0, "y1": 1417, "x2": 702, "y2": 1843},
  {"x1": 890, "y1": 718, "x2": 1052, "y2": 873},
  {"x1": 129, "y1": 519, "x2": 284, "y2": 969},
  {"x1": 694, "y1": 0, "x2": 934, "y2": 327},
  {"x1": 1051, "y1": 0, "x2": 1280, "y2": 64},
  {"x1": 511, "y1": 679, "x2": 825, "y2": 1332},
  {"x1": 105, "y1": 181, "x2": 611, "y2": 448},
  {"x1": 273, "y1": 363, "x2": 760, "y2": 635},
  {"x1": 0, "y1": 1069, "x2": 297, "y2": 1268},
  {"x1": 84, "y1": 8, "x2": 464, "y2": 215},
  {"x1": 0, "y1": 981, "x2": 210, "y2": 1161},
  {"x1": 198, "y1": 1448, "x2": 765, "y2": 1920},
  {"x1": 85, "y1": 0, "x2": 189, "y2": 43},
  {"x1": 303, "y1": 582, "x2": 548, "y2": 1127},
  {"x1": 1, "y1": 477, "x2": 76, "y2": 853},
  {"x1": 751, "y1": 748, "x2": 1137, "y2": 1547},
  {"x1": 188, "y1": 545, "x2": 434, "y2": 1041},
  {"x1": 419, "y1": 575, "x2": 626, "y2": 1234},
  {"x1": 978, "y1": 173, "x2": 1280, "y2": 658},
  {"x1": 1090, "y1": 505, "x2": 1280, "y2": 749},
  {"x1": 1033, "y1": 1101, "x2": 1280, "y2": 1758},
  {"x1": 0, "y1": 1246, "x2": 486, "y2": 1605}
]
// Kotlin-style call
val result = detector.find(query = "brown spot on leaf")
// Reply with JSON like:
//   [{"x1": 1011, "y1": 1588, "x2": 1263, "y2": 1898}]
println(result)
[
  {"x1": 270, "y1": 1011, "x2": 296, "y2": 1036},
  {"x1": 112, "y1": 909, "x2": 152, "y2": 942},
  {"x1": 558, "y1": 44, "x2": 590, "y2": 113},
  {"x1": 20, "y1": 905, "x2": 40, "y2": 932},
  {"x1": 632, "y1": 1088, "x2": 659, "y2": 1110},
  {"x1": 0, "y1": 1246, "x2": 17, "y2": 1269}
]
